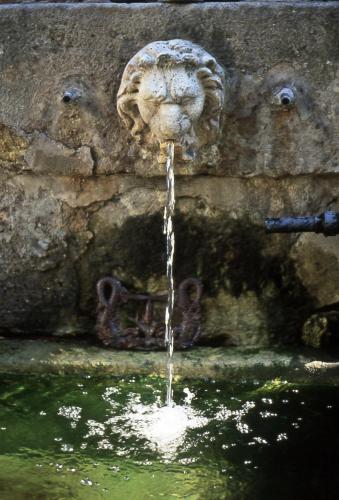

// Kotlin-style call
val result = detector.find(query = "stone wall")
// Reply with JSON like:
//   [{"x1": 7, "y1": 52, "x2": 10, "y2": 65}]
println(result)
[{"x1": 0, "y1": 2, "x2": 338, "y2": 346}]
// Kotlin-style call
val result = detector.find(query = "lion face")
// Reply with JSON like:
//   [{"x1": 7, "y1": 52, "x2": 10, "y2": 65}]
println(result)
[
  {"x1": 137, "y1": 66, "x2": 205, "y2": 148},
  {"x1": 117, "y1": 40, "x2": 225, "y2": 162}
]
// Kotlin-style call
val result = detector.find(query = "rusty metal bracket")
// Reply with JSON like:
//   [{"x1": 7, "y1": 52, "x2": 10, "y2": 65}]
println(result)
[{"x1": 95, "y1": 277, "x2": 202, "y2": 350}]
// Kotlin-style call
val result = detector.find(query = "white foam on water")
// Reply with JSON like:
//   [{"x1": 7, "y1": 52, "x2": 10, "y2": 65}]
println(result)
[
  {"x1": 124, "y1": 402, "x2": 208, "y2": 458},
  {"x1": 105, "y1": 388, "x2": 208, "y2": 459}
]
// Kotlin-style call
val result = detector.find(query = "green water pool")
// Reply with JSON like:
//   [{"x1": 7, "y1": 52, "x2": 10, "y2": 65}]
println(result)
[{"x1": 0, "y1": 374, "x2": 339, "y2": 499}]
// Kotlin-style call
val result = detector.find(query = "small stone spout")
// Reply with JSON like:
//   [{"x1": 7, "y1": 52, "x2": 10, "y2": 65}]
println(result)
[{"x1": 117, "y1": 39, "x2": 225, "y2": 164}]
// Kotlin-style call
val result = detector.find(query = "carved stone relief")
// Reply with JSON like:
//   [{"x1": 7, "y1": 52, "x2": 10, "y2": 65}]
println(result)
[{"x1": 117, "y1": 39, "x2": 225, "y2": 162}]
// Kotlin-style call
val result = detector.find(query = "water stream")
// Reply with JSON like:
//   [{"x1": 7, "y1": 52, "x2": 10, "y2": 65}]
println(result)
[{"x1": 163, "y1": 142, "x2": 175, "y2": 407}]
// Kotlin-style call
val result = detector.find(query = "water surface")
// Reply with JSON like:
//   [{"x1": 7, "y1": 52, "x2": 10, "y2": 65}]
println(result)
[{"x1": 0, "y1": 374, "x2": 339, "y2": 499}]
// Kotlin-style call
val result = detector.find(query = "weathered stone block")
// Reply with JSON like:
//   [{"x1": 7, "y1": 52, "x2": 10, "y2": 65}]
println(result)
[
  {"x1": 0, "y1": 2, "x2": 338, "y2": 344},
  {"x1": 291, "y1": 233, "x2": 339, "y2": 308},
  {"x1": 25, "y1": 133, "x2": 94, "y2": 176}
]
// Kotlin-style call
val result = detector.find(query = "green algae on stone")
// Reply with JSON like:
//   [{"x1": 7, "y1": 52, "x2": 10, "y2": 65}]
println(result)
[
  {"x1": 302, "y1": 310, "x2": 339, "y2": 349},
  {"x1": 302, "y1": 314, "x2": 329, "y2": 349}
]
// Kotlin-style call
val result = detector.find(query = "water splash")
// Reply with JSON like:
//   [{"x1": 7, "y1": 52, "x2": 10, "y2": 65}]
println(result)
[
  {"x1": 105, "y1": 388, "x2": 208, "y2": 459},
  {"x1": 163, "y1": 142, "x2": 175, "y2": 407}
]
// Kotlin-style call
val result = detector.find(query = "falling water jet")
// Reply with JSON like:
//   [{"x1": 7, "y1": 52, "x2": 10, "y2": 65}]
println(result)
[{"x1": 163, "y1": 142, "x2": 175, "y2": 407}]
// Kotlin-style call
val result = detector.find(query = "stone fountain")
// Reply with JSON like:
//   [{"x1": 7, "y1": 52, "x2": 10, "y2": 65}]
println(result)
[{"x1": 0, "y1": 2, "x2": 338, "y2": 350}]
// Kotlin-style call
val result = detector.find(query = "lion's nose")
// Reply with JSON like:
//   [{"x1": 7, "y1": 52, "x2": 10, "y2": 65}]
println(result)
[{"x1": 157, "y1": 104, "x2": 191, "y2": 140}]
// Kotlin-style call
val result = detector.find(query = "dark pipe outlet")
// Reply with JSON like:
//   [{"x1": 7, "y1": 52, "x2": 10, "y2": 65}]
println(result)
[
  {"x1": 275, "y1": 87, "x2": 295, "y2": 107},
  {"x1": 62, "y1": 88, "x2": 82, "y2": 103}
]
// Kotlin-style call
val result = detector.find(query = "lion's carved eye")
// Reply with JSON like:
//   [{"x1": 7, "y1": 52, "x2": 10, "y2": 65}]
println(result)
[
  {"x1": 180, "y1": 96, "x2": 195, "y2": 105},
  {"x1": 131, "y1": 72, "x2": 142, "y2": 85}
]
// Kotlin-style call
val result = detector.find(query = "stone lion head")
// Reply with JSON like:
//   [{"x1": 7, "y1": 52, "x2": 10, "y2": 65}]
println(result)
[{"x1": 117, "y1": 39, "x2": 225, "y2": 161}]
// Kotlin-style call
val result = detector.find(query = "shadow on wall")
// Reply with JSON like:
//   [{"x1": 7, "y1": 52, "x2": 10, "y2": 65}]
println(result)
[{"x1": 79, "y1": 211, "x2": 315, "y2": 345}]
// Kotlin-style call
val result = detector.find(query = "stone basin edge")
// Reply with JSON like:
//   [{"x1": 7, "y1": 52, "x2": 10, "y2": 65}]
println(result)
[{"x1": 1, "y1": 339, "x2": 339, "y2": 384}]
